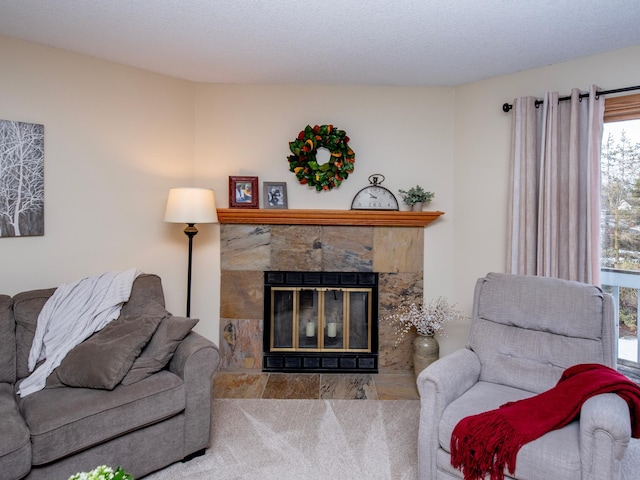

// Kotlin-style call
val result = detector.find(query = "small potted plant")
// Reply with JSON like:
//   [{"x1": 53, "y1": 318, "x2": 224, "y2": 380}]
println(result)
[
  {"x1": 67, "y1": 465, "x2": 133, "y2": 480},
  {"x1": 398, "y1": 185, "x2": 434, "y2": 211}
]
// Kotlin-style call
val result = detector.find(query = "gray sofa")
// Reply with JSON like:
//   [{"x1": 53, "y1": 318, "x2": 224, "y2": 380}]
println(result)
[{"x1": 0, "y1": 274, "x2": 220, "y2": 480}]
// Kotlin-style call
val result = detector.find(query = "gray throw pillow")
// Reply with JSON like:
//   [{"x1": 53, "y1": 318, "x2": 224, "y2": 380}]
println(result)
[
  {"x1": 56, "y1": 314, "x2": 162, "y2": 390},
  {"x1": 120, "y1": 303, "x2": 198, "y2": 385}
]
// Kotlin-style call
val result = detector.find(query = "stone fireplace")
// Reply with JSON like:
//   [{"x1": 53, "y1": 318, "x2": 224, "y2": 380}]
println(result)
[{"x1": 218, "y1": 209, "x2": 442, "y2": 374}]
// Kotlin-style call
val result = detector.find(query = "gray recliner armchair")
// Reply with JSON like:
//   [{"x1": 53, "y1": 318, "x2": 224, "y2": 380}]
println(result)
[{"x1": 417, "y1": 272, "x2": 635, "y2": 480}]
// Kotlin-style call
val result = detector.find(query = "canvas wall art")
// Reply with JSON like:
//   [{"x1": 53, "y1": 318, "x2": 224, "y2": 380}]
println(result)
[{"x1": 0, "y1": 119, "x2": 44, "y2": 237}]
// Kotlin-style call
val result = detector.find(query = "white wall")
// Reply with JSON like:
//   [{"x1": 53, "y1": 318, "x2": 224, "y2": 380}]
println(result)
[
  {"x1": 0, "y1": 36, "x2": 201, "y2": 335},
  {"x1": 2, "y1": 32, "x2": 640, "y2": 354},
  {"x1": 193, "y1": 84, "x2": 457, "y2": 346}
]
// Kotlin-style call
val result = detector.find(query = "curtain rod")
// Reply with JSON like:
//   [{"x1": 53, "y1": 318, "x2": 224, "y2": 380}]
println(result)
[{"x1": 501, "y1": 85, "x2": 640, "y2": 113}]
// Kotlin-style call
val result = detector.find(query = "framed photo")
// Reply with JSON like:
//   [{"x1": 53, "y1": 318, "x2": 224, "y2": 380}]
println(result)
[
  {"x1": 263, "y1": 182, "x2": 288, "y2": 209},
  {"x1": 229, "y1": 176, "x2": 259, "y2": 208}
]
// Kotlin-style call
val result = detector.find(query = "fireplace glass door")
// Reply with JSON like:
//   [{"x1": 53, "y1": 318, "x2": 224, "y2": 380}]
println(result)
[{"x1": 270, "y1": 287, "x2": 371, "y2": 353}]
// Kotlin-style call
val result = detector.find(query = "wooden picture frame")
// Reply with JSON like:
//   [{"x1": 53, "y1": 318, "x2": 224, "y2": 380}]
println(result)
[
  {"x1": 229, "y1": 176, "x2": 259, "y2": 208},
  {"x1": 263, "y1": 182, "x2": 288, "y2": 209}
]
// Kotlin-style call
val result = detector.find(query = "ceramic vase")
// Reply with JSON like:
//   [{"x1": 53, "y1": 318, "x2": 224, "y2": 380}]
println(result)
[
  {"x1": 412, "y1": 333, "x2": 439, "y2": 380},
  {"x1": 411, "y1": 202, "x2": 424, "y2": 212}
]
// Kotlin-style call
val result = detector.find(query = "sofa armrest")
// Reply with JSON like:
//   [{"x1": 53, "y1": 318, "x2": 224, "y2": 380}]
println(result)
[
  {"x1": 417, "y1": 348, "x2": 480, "y2": 480},
  {"x1": 169, "y1": 331, "x2": 220, "y2": 378},
  {"x1": 579, "y1": 393, "x2": 632, "y2": 480},
  {"x1": 169, "y1": 331, "x2": 221, "y2": 457}
]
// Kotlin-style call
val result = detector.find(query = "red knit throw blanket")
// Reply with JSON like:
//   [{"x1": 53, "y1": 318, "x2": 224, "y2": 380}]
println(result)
[{"x1": 450, "y1": 363, "x2": 640, "y2": 480}]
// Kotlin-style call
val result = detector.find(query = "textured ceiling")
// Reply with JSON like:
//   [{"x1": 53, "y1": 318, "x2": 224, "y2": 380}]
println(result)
[{"x1": 1, "y1": 0, "x2": 639, "y2": 86}]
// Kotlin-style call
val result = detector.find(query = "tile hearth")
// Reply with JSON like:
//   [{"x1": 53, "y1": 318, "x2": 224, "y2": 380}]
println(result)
[{"x1": 213, "y1": 370, "x2": 419, "y2": 400}]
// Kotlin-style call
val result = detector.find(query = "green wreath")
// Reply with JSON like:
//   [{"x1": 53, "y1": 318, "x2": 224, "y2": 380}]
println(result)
[{"x1": 287, "y1": 124, "x2": 355, "y2": 191}]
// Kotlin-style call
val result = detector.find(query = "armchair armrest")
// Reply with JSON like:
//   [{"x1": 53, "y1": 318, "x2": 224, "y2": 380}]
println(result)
[
  {"x1": 169, "y1": 331, "x2": 221, "y2": 457},
  {"x1": 580, "y1": 393, "x2": 632, "y2": 480},
  {"x1": 417, "y1": 347, "x2": 481, "y2": 411},
  {"x1": 417, "y1": 348, "x2": 481, "y2": 479}
]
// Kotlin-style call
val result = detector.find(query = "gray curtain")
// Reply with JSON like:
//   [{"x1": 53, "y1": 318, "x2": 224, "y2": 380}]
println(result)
[{"x1": 507, "y1": 85, "x2": 604, "y2": 285}]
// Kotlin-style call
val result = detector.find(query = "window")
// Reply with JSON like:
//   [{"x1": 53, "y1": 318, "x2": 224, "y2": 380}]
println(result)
[{"x1": 600, "y1": 93, "x2": 640, "y2": 366}]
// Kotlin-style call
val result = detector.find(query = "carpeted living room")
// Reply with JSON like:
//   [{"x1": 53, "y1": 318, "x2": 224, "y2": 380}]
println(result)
[{"x1": 2, "y1": 2, "x2": 640, "y2": 479}]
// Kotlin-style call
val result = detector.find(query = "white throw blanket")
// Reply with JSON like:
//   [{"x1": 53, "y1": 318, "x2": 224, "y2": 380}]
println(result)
[{"x1": 18, "y1": 268, "x2": 140, "y2": 397}]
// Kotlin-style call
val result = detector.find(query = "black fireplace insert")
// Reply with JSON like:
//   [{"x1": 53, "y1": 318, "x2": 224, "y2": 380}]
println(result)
[{"x1": 263, "y1": 271, "x2": 379, "y2": 373}]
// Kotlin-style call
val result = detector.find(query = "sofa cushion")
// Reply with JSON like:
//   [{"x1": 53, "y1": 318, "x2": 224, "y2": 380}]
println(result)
[
  {"x1": 119, "y1": 273, "x2": 165, "y2": 317},
  {"x1": 55, "y1": 313, "x2": 161, "y2": 390},
  {"x1": 13, "y1": 288, "x2": 56, "y2": 381},
  {"x1": 0, "y1": 383, "x2": 31, "y2": 480},
  {"x1": 19, "y1": 370, "x2": 185, "y2": 465},
  {"x1": 439, "y1": 381, "x2": 581, "y2": 480},
  {"x1": 13, "y1": 274, "x2": 166, "y2": 382},
  {"x1": 0, "y1": 295, "x2": 16, "y2": 384},
  {"x1": 121, "y1": 302, "x2": 198, "y2": 386}
]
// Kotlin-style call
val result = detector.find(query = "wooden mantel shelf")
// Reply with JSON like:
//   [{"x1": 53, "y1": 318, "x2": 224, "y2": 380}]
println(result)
[{"x1": 216, "y1": 208, "x2": 444, "y2": 227}]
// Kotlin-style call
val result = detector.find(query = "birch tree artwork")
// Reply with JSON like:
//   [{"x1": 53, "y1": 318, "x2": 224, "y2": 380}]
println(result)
[{"x1": 0, "y1": 120, "x2": 44, "y2": 237}]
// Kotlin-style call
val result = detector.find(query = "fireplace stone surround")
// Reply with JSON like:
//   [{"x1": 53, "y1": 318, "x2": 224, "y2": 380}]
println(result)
[{"x1": 218, "y1": 215, "x2": 434, "y2": 374}]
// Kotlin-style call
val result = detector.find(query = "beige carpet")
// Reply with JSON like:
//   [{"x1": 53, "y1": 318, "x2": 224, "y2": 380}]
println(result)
[
  {"x1": 145, "y1": 398, "x2": 420, "y2": 480},
  {"x1": 144, "y1": 398, "x2": 640, "y2": 480}
]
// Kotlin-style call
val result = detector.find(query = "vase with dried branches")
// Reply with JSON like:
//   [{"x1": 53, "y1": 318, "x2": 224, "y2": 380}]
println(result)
[{"x1": 388, "y1": 296, "x2": 466, "y2": 380}]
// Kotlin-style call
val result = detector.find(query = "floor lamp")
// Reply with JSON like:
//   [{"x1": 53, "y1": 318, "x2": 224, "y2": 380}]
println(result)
[{"x1": 164, "y1": 187, "x2": 218, "y2": 317}]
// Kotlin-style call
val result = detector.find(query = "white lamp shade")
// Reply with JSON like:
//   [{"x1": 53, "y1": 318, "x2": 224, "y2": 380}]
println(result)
[{"x1": 164, "y1": 188, "x2": 218, "y2": 224}]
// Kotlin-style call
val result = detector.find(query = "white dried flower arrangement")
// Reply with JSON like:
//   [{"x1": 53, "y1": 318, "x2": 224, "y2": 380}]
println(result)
[{"x1": 388, "y1": 296, "x2": 466, "y2": 343}]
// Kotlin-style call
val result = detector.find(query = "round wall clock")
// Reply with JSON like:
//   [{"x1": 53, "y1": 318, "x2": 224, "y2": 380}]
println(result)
[{"x1": 351, "y1": 174, "x2": 399, "y2": 210}]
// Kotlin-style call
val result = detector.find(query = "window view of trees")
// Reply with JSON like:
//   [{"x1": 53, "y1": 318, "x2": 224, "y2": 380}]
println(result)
[
  {"x1": 0, "y1": 120, "x2": 44, "y2": 237},
  {"x1": 601, "y1": 118, "x2": 640, "y2": 360},
  {"x1": 602, "y1": 121, "x2": 640, "y2": 268}
]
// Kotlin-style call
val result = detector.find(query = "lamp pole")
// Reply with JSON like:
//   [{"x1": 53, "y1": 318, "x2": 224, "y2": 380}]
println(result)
[{"x1": 184, "y1": 223, "x2": 198, "y2": 318}]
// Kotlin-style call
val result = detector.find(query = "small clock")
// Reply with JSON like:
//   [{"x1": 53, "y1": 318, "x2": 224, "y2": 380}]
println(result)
[{"x1": 351, "y1": 174, "x2": 399, "y2": 211}]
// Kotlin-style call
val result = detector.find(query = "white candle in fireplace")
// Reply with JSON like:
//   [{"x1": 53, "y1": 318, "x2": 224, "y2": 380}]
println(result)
[
  {"x1": 327, "y1": 322, "x2": 337, "y2": 338},
  {"x1": 306, "y1": 322, "x2": 315, "y2": 337}
]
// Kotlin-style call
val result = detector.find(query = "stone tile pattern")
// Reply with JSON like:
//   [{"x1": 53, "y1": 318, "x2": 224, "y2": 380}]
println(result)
[
  {"x1": 220, "y1": 223, "x2": 424, "y2": 373},
  {"x1": 212, "y1": 371, "x2": 419, "y2": 400},
  {"x1": 320, "y1": 374, "x2": 378, "y2": 399}
]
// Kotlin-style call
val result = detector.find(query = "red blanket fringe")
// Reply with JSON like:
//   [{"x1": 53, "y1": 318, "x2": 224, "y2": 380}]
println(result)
[{"x1": 450, "y1": 363, "x2": 640, "y2": 480}]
